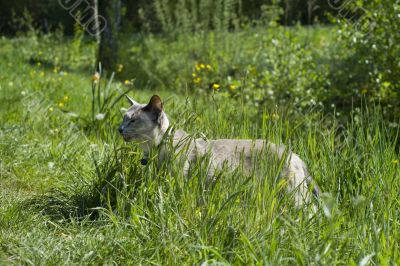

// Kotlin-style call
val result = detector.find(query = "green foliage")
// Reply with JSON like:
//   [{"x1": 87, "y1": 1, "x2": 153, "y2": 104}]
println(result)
[
  {"x1": 333, "y1": 1, "x2": 400, "y2": 117},
  {"x1": 0, "y1": 0, "x2": 75, "y2": 35},
  {"x1": 9, "y1": 8, "x2": 38, "y2": 37},
  {"x1": 87, "y1": 69, "x2": 132, "y2": 135},
  {"x1": 145, "y1": 0, "x2": 242, "y2": 33},
  {"x1": 120, "y1": 26, "x2": 336, "y2": 114},
  {"x1": 1, "y1": 19, "x2": 400, "y2": 265},
  {"x1": 69, "y1": 14, "x2": 86, "y2": 68},
  {"x1": 0, "y1": 0, "x2": 336, "y2": 36},
  {"x1": 123, "y1": 0, "x2": 334, "y2": 33}
]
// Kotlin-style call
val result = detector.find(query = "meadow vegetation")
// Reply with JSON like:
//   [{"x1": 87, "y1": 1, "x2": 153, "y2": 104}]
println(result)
[{"x1": 1, "y1": 2, "x2": 400, "y2": 264}]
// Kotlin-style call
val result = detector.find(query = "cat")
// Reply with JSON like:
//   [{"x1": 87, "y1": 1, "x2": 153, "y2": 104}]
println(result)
[{"x1": 118, "y1": 95, "x2": 320, "y2": 206}]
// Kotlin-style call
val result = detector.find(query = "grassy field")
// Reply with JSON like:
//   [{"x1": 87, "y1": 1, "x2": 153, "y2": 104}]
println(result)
[{"x1": 0, "y1": 28, "x2": 399, "y2": 265}]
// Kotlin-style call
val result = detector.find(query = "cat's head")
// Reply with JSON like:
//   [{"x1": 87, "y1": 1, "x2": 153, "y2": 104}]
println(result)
[{"x1": 118, "y1": 95, "x2": 169, "y2": 143}]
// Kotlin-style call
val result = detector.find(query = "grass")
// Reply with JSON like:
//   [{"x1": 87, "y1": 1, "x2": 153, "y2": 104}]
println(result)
[{"x1": 0, "y1": 28, "x2": 399, "y2": 265}]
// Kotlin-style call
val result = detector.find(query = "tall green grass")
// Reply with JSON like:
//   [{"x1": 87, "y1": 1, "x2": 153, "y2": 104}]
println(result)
[{"x1": 0, "y1": 32, "x2": 399, "y2": 265}]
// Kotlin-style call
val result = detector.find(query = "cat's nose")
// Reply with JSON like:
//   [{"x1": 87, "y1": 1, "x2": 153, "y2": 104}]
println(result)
[{"x1": 118, "y1": 126, "x2": 124, "y2": 134}]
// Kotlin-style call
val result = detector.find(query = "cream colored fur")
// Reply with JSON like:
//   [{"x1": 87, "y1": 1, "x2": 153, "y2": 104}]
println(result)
[{"x1": 119, "y1": 95, "x2": 319, "y2": 206}]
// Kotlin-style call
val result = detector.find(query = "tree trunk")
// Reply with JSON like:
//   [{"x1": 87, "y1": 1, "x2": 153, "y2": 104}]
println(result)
[
  {"x1": 96, "y1": 0, "x2": 120, "y2": 72},
  {"x1": 307, "y1": 0, "x2": 317, "y2": 25},
  {"x1": 93, "y1": 0, "x2": 100, "y2": 43}
]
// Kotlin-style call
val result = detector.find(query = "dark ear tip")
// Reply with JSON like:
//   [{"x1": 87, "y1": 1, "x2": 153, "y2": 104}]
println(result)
[
  {"x1": 151, "y1": 95, "x2": 161, "y2": 102},
  {"x1": 149, "y1": 95, "x2": 163, "y2": 109},
  {"x1": 143, "y1": 94, "x2": 163, "y2": 113}
]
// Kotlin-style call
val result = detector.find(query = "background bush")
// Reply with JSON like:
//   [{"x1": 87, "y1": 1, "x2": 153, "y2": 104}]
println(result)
[
  {"x1": 334, "y1": 0, "x2": 400, "y2": 118},
  {"x1": 0, "y1": 0, "x2": 336, "y2": 35},
  {"x1": 2, "y1": 0, "x2": 399, "y2": 121}
]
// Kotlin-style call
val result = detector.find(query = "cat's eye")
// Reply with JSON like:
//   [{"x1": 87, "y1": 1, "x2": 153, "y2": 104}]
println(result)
[{"x1": 128, "y1": 119, "x2": 136, "y2": 125}]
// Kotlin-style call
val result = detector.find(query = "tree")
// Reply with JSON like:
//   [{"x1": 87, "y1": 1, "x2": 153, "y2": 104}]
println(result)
[{"x1": 96, "y1": 0, "x2": 121, "y2": 72}]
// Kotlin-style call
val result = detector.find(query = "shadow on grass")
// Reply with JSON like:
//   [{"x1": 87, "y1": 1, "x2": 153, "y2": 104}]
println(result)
[
  {"x1": 23, "y1": 146, "x2": 144, "y2": 222},
  {"x1": 28, "y1": 57, "x2": 71, "y2": 72},
  {"x1": 28, "y1": 55, "x2": 96, "y2": 76},
  {"x1": 23, "y1": 188, "x2": 102, "y2": 222}
]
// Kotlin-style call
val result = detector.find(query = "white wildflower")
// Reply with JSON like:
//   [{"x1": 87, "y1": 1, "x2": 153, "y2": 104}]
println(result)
[
  {"x1": 95, "y1": 113, "x2": 105, "y2": 120},
  {"x1": 48, "y1": 162, "x2": 55, "y2": 169}
]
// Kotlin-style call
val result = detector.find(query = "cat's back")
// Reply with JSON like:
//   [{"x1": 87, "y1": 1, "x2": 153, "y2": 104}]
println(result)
[{"x1": 208, "y1": 139, "x2": 286, "y2": 159}]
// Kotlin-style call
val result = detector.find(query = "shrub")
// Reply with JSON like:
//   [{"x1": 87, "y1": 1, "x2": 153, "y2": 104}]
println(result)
[
  {"x1": 120, "y1": 26, "x2": 334, "y2": 115},
  {"x1": 335, "y1": 1, "x2": 400, "y2": 118}
]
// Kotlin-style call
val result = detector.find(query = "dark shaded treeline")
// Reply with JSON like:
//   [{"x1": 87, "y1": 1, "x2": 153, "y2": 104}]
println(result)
[{"x1": 0, "y1": 0, "x2": 336, "y2": 35}]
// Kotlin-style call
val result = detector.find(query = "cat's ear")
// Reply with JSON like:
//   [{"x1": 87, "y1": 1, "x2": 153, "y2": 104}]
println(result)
[
  {"x1": 143, "y1": 95, "x2": 163, "y2": 117},
  {"x1": 126, "y1": 95, "x2": 139, "y2": 106}
]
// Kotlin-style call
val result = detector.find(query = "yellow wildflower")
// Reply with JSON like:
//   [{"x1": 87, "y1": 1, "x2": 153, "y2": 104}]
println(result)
[
  {"x1": 200, "y1": 64, "x2": 205, "y2": 69},
  {"x1": 392, "y1": 160, "x2": 399, "y2": 164},
  {"x1": 212, "y1": 83, "x2": 221, "y2": 90},
  {"x1": 229, "y1": 84, "x2": 236, "y2": 91},
  {"x1": 63, "y1": 95, "x2": 69, "y2": 102},
  {"x1": 195, "y1": 63, "x2": 201, "y2": 71},
  {"x1": 92, "y1": 72, "x2": 100, "y2": 82},
  {"x1": 206, "y1": 64, "x2": 212, "y2": 71},
  {"x1": 124, "y1": 80, "x2": 132, "y2": 85},
  {"x1": 192, "y1": 73, "x2": 197, "y2": 77},
  {"x1": 193, "y1": 77, "x2": 201, "y2": 84},
  {"x1": 39, "y1": 71, "x2": 45, "y2": 77},
  {"x1": 58, "y1": 102, "x2": 64, "y2": 108},
  {"x1": 49, "y1": 107, "x2": 54, "y2": 112}
]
